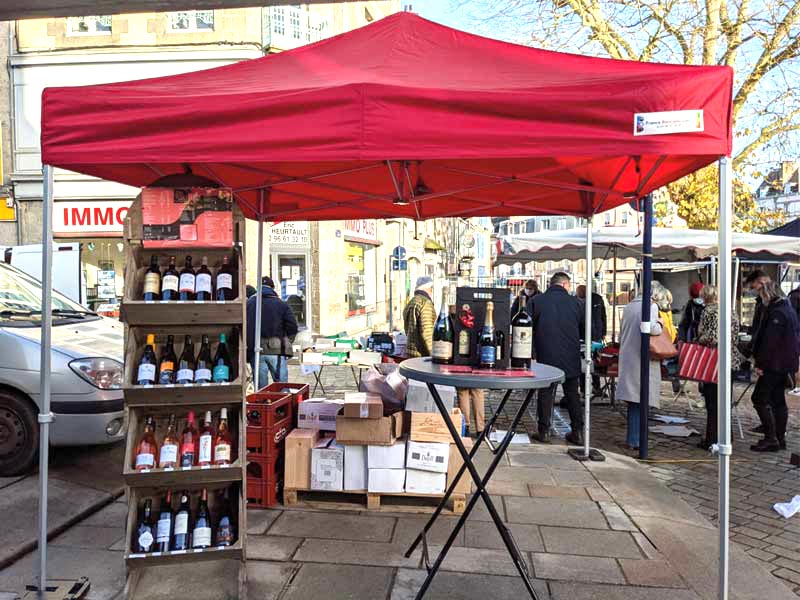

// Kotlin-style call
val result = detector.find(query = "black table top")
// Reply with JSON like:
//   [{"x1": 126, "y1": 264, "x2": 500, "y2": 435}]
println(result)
[{"x1": 399, "y1": 357, "x2": 565, "y2": 390}]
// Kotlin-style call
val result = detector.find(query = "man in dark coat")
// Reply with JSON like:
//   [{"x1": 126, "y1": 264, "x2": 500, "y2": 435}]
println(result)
[{"x1": 531, "y1": 272, "x2": 585, "y2": 444}]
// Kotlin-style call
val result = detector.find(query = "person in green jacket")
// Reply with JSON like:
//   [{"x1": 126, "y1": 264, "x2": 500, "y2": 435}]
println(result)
[{"x1": 403, "y1": 277, "x2": 436, "y2": 358}]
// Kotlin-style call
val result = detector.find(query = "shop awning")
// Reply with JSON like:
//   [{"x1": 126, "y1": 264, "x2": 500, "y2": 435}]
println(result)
[
  {"x1": 424, "y1": 238, "x2": 445, "y2": 252},
  {"x1": 40, "y1": 12, "x2": 733, "y2": 222}
]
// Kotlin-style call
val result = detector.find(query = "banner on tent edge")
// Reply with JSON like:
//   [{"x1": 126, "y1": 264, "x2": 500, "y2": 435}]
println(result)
[{"x1": 634, "y1": 110, "x2": 704, "y2": 136}]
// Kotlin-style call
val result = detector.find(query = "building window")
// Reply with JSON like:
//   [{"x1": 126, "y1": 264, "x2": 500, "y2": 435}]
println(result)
[
  {"x1": 345, "y1": 241, "x2": 377, "y2": 317},
  {"x1": 541, "y1": 219, "x2": 551, "y2": 230},
  {"x1": 604, "y1": 212, "x2": 612, "y2": 225},
  {"x1": 168, "y1": 10, "x2": 214, "y2": 32},
  {"x1": 272, "y1": 6, "x2": 285, "y2": 35},
  {"x1": 67, "y1": 16, "x2": 112, "y2": 35},
  {"x1": 620, "y1": 282, "x2": 631, "y2": 293},
  {"x1": 621, "y1": 211, "x2": 629, "y2": 225},
  {"x1": 526, "y1": 219, "x2": 536, "y2": 233}
]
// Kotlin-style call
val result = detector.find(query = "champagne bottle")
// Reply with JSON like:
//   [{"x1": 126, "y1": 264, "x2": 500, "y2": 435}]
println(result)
[
  {"x1": 179, "y1": 410, "x2": 198, "y2": 467},
  {"x1": 159, "y1": 414, "x2": 179, "y2": 469},
  {"x1": 215, "y1": 488, "x2": 235, "y2": 547},
  {"x1": 134, "y1": 416, "x2": 158, "y2": 471},
  {"x1": 172, "y1": 491, "x2": 191, "y2": 551},
  {"x1": 156, "y1": 490, "x2": 173, "y2": 552},
  {"x1": 178, "y1": 256, "x2": 195, "y2": 301},
  {"x1": 478, "y1": 301, "x2": 496, "y2": 369},
  {"x1": 213, "y1": 408, "x2": 232, "y2": 466},
  {"x1": 212, "y1": 334, "x2": 232, "y2": 383},
  {"x1": 195, "y1": 256, "x2": 213, "y2": 301},
  {"x1": 510, "y1": 291, "x2": 534, "y2": 369},
  {"x1": 143, "y1": 255, "x2": 161, "y2": 301},
  {"x1": 198, "y1": 411, "x2": 213, "y2": 467},
  {"x1": 157, "y1": 335, "x2": 177, "y2": 385},
  {"x1": 457, "y1": 304, "x2": 471, "y2": 359},
  {"x1": 192, "y1": 489, "x2": 212, "y2": 549},
  {"x1": 431, "y1": 289, "x2": 454, "y2": 365},
  {"x1": 135, "y1": 499, "x2": 155, "y2": 553},
  {"x1": 194, "y1": 335, "x2": 213, "y2": 384},
  {"x1": 216, "y1": 256, "x2": 236, "y2": 301},
  {"x1": 176, "y1": 335, "x2": 195, "y2": 384},
  {"x1": 136, "y1": 334, "x2": 157, "y2": 385},
  {"x1": 161, "y1": 256, "x2": 179, "y2": 301}
]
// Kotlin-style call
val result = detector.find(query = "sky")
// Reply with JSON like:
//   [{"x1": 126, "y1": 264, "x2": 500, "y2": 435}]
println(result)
[{"x1": 412, "y1": 1, "x2": 474, "y2": 33}]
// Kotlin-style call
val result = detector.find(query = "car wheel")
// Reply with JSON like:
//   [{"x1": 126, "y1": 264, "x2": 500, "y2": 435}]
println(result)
[{"x1": 0, "y1": 390, "x2": 38, "y2": 476}]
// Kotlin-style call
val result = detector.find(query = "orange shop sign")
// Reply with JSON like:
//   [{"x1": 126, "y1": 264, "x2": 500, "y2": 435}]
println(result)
[{"x1": 54, "y1": 200, "x2": 132, "y2": 236}]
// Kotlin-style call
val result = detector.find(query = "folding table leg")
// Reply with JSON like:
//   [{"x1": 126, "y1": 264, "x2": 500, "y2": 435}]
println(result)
[{"x1": 311, "y1": 367, "x2": 326, "y2": 396}]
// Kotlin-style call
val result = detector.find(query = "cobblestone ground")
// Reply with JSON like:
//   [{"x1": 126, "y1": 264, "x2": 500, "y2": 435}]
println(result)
[{"x1": 286, "y1": 363, "x2": 800, "y2": 595}]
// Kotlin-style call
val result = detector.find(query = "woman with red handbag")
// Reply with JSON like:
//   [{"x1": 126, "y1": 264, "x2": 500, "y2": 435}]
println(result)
[{"x1": 695, "y1": 285, "x2": 743, "y2": 450}]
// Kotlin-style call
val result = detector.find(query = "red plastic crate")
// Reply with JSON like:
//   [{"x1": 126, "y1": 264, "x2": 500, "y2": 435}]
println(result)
[
  {"x1": 246, "y1": 391, "x2": 293, "y2": 458},
  {"x1": 260, "y1": 382, "x2": 309, "y2": 427},
  {"x1": 246, "y1": 453, "x2": 282, "y2": 508}
]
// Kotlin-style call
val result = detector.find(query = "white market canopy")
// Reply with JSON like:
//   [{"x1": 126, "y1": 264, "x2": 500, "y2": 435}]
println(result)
[{"x1": 495, "y1": 226, "x2": 800, "y2": 264}]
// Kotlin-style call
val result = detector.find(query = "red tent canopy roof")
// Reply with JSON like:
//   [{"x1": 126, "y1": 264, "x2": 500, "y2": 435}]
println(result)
[{"x1": 40, "y1": 12, "x2": 733, "y2": 220}]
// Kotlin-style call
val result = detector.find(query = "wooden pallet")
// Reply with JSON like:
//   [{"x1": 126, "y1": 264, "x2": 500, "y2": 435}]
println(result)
[{"x1": 283, "y1": 488, "x2": 466, "y2": 515}]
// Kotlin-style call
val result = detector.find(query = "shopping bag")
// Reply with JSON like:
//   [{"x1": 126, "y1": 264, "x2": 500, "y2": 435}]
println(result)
[
  {"x1": 678, "y1": 343, "x2": 718, "y2": 383},
  {"x1": 649, "y1": 329, "x2": 678, "y2": 360}
]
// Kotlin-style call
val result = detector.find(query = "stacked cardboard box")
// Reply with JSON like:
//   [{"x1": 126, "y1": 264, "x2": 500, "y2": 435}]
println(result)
[
  {"x1": 297, "y1": 398, "x2": 344, "y2": 431},
  {"x1": 367, "y1": 439, "x2": 407, "y2": 493}
]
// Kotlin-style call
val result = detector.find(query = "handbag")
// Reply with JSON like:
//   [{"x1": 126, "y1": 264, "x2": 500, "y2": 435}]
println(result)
[
  {"x1": 649, "y1": 329, "x2": 678, "y2": 360},
  {"x1": 678, "y1": 342, "x2": 718, "y2": 383}
]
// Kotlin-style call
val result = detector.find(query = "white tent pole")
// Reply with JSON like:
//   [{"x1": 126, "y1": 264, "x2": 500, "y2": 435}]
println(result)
[
  {"x1": 583, "y1": 217, "x2": 593, "y2": 458},
  {"x1": 612, "y1": 246, "x2": 618, "y2": 343},
  {"x1": 717, "y1": 156, "x2": 733, "y2": 600},
  {"x1": 37, "y1": 164, "x2": 55, "y2": 594},
  {"x1": 253, "y1": 190, "x2": 265, "y2": 391}
]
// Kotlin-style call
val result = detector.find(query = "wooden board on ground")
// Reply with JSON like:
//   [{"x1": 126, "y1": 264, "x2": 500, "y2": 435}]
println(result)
[{"x1": 283, "y1": 488, "x2": 465, "y2": 515}]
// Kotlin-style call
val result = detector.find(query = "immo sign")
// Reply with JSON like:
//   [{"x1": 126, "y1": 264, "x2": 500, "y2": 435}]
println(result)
[{"x1": 54, "y1": 200, "x2": 132, "y2": 235}]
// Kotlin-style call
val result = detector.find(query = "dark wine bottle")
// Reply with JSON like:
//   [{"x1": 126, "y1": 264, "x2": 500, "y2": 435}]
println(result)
[
  {"x1": 216, "y1": 256, "x2": 236, "y2": 301},
  {"x1": 510, "y1": 291, "x2": 533, "y2": 369},
  {"x1": 176, "y1": 335, "x2": 195, "y2": 384},
  {"x1": 195, "y1": 256, "x2": 213, "y2": 301},
  {"x1": 143, "y1": 255, "x2": 161, "y2": 301},
  {"x1": 157, "y1": 335, "x2": 177, "y2": 385},
  {"x1": 212, "y1": 334, "x2": 232, "y2": 383},
  {"x1": 155, "y1": 490, "x2": 173, "y2": 553},
  {"x1": 431, "y1": 289, "x2": 454, "y2": 365},
  {"x1": 215, "y1": 488, "x2": 235, "y2": 547},
  {"x1": 195, "y1": 335, "x2": 213, "y2": 384},
  {"x1": 192, "y1": 489, "x2": 212, "y2": 549},
  {"x1": 495, "y1": 330, "x2": 505, "y2": 363},
  {"x1": 161, "y1": 256, "x2": 179, "y2": 301},
  {"x1": 136, "y1": 334, "x2": 157, "y2": 385},
  {"x1": 179, "y1": 256, "x2": 195, "y2": 301},
  {"x1": 135, "y1": 499, "x2": 155, "y2": 553},
  {"x1": 172, "y1": 490, "x2": 191, "y2": 551},
  {"x1": 478, "y1": 301, "x2": 497, "y2": 369}
]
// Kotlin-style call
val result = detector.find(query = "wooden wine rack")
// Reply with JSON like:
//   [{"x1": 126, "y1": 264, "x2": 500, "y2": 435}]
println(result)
[{"x1": 121, "y1": 198, "x2": 247, "y2": 600}]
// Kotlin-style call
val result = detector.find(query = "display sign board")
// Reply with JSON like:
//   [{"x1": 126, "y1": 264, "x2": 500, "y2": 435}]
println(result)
[
  {"x1": 343, "y1": 219, "x2": 378, "y2": 244},
  {"x1": 270, "y1": 221, "x2": 309, "y2": 246},
  {"x1": 634, "y1": 110, "x2": 704, "y2": 136},
  {"x1": 54, "y1": 200, "x2": 131, "y2": 235}
]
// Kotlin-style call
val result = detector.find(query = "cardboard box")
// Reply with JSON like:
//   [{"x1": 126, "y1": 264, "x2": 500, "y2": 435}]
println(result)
[
  {"x1": 284, "y1": 428, "x2": 320, "y2": 489},
  {"x1": 343, "y1": 392, "x2": 384, "y2": 419},
  {"x1": 310, "y1": 438, "x2": 344, "y2": 491},
  {"x1": 406, "y1": 440, "x2": 450, "y2": 474},
  {"x1": 367, "y1": 438, "x2": 407, "y2": 469},
  {"x1": 336, "y1": 411, "x2": 406, "y2": 445},
  {"x1": 368, "y1": 468, "x2": 405, "y2": 493},
  {"x1": 447, "y1": 438, "x2": 474, "y2": 496},
  {"x1": 348, "y1": 349, "x2": 383, "y2": 366},
  {"x1": 298, "y1": 399, "x2": 344, "y2": 431},
  {"x1": 405, "y1": 469, "x2": 446, "y2": 495},
  {"x1": 410, "y1": 408, "x2": 463, "y2": 443},
  {"x1": 344, "y1": 445, "x2": 368, "y2": 491},
  {"x1": 405, "y1": 380, "x2": 456, "y2": 413},
  {"x1": 141, "y1": 187, "x2": 233, "y2": 248}
]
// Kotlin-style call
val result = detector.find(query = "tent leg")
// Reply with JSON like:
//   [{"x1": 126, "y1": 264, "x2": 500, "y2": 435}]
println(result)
[
  {"x1": 37, "y1": 164, "x2": 55, "y2": 595},
  {"x1": 612, "y1": 246, "x2": 617, "y2": 344},
  {"x1": 253, "y1": 191, "x2": 266, "y2": 391},
  {"x1": 717, "y1": 156, "x2": 733, "y2": 600},
  {"x1": 583, "y1": 219, "x2": 593, "y2": 458},
  {"x1": 638, "y1": 195, "x2": 653, "y2": 461}
]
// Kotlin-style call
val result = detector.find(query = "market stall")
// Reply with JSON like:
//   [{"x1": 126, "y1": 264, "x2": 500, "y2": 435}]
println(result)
[{"x1": 37, "y1": 11, "x2": 734, "y2": 600}]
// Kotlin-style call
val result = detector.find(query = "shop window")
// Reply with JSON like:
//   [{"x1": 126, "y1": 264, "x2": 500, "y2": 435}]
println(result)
[
  {"x1": 67, "y1": 16, "x2": 112, "y2": 35},
  {"x1": 345, "y1": 241, "x2": 377, "y2": 317},
  {"x1": 168, "y1": 10, "x2": 214, "y2": 32}
]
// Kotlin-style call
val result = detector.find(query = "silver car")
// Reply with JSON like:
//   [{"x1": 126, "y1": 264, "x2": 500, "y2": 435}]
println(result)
[{"x1": 0, "y1": 262, "x2": 125, "y2": 475}]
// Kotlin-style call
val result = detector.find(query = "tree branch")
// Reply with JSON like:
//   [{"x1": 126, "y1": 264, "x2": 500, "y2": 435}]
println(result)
[{"x1": 734, "y1": 106, "x2": 800, "y2": 167}]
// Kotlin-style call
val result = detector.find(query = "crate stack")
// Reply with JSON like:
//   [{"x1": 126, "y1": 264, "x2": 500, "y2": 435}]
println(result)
[{"x1": 120, "y1": 197, "x2": 247, "y2": 599}]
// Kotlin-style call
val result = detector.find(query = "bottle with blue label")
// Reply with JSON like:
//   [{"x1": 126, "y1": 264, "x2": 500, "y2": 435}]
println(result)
[
  {"x1": 212, "y1": 333, "x2": 232, "y2": 383},
  {"x1": 478, "y1": 301, "x2": 496, "y2": 369}
]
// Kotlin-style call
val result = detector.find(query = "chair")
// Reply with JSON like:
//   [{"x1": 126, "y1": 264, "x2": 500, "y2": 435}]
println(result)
[{"x1": 594, "y1": 343, "x2": 619, "y2": 406}]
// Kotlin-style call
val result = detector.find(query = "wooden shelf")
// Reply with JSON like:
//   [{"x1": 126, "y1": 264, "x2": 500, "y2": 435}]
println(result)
[
  {"x1": 126, "y1": 542, "x2": 243, "y2": 567},
  {"x1": 122, "y1": 300, "x2": 244, "y2": 326},
  {"x1": 123, "y1": 380, "x2": 244, "y2": 407}
]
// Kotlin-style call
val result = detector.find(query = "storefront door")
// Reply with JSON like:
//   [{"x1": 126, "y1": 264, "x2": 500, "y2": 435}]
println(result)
[{"x1": 271, "y1": 253, "x2": 310, "y2": 331}]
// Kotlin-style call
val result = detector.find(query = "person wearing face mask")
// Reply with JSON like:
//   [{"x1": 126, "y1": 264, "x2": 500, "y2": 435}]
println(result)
[
  {"x1": 511, "y1": 279, "x2": 539, "y2": 317},
  {"x1": 742, "y1": 269, "x2": 772, "y2": 434},
  {"x1": 677, "y1": 281, "x2": 705, "y2": 344}
]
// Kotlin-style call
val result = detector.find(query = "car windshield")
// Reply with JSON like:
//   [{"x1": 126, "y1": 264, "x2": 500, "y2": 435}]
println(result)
[{"x1": 0, "y1": 264, "x2": 96, "y2": 323}]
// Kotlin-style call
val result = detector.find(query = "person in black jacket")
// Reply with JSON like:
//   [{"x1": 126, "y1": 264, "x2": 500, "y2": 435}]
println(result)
[
  {"x1": 677, "y1": 281, "x2": 705, "y2": 343},
  {"x1": 511, "y1": 279, "x2": 539, "y2": 317},
  {"x1": 531, "y1": 272, "x2": 584, "y2": 445},
  {"x1": 246, "y1": 276, "x2": 299, "y2": 388}
]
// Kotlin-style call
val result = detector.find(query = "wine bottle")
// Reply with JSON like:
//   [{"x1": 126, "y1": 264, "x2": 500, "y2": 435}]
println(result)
[
  {"x1": 193, "y1": 489, "x2": 212, "y2": 549},
  {"x1": 495, "y1": 330, "x2": 505, "y2": 363},
  {"x1": 216, "y1": 488, "x2": 235, "y2": 547},
  {"x1": 176, "y1": 335, "x2": 195, "y2": 385},
  {"x1": 510, "y1": 291, "x2": 533, "y2": 369},
  {"x1": 156, "y1": 490, "x2": 173, "y2": 553},
  {"x1": 136, "y1": 334, "x2": 157, "y2": 385},
  {"x1": 213, "y1": 408, "x2": 232, "y2": 466},
  {"x1": 135, "y1": 499, "x2": 155, "y2": 553},
  {"x1": 179, "y1": 410, "x2": 198, "y2": 467},
  {"x1": 457, "y1": 304, "x2": 471, "y2": 359},
  {"x1": 161, "y1": 256, "x2": 179, "y2": 301},
  {"x1": 195, "y1": 256, "x2": 213, "y2": 301},
  {"x1": 143, "y1": 255, "x2": 161, "y2": 301},
  {"x1": 134, "y1": 416, "x2": 158, "y2": 471},
  {"x1": 157, "y1": 335, "x2": 177, "y2": 385},
  {"x1": 212, "y1": 334, "x2": 232, "y2": 383},
  {"x1": 159, "y1": 414, "x2": 179, "y2": 469},
  {"x1": 216, "y1": 256, "x2": 236, "y2": 301},
  {"x1": 198, "y1": 411, "x2": 213, "y2": 467},
  {"x1": 478, "y1": 301, "x2": 497, "y2": 369},
  {"x1": 172, "y1": 490, "x2": 191, "y2": 551},
  {"x1": 178, "y1": 256, "x2": 195, "y2": 301},
  {"x1": 431, "y1": 290, "x2": 454, "y2": 365},
  {"x1": 195, "y1": 335, "x2": 213, "y2": 384}
]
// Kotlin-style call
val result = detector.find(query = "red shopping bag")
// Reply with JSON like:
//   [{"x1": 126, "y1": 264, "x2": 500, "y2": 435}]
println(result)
[{"x1": 678, "y1": 343, "x2": 718, "y2": 383}]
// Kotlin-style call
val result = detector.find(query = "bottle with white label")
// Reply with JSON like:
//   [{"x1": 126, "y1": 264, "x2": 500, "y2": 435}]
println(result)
[
  {"x1": 136, "y1": 334, "x2": 157, "y2": 385},
  {"x1": 431, "y1": 289, "x2": 454, "y2": 365},
  {"x1": 176, "y1": 335, "x2": 195, "y2": 385},
  {"x1": 216, "y1": 256, "x2": 236, "y2": 301},
  {"x1": 136, "y1": 499, "x2": 155, "y2": 553},
  {"x1": 510, "y1": 290, "x2": 534, "y2": 369},
  {"x1": 143, "y1": 255, "x2": 161, "y2": 301},
  {"x1": 192, "y1": 489, "x2": 212, "y2": 549},
  {"x1": 194, "y1": 335, "x2": 213, "y2": 384},
  {"x1": 179, "y1": 256, "x2": 196, "y2": 301},
  {"x1": 198, "y1": 411, "x2": 213, "y2": 466},
  {"x1": 212, "y1": 334, "x2": 232, "y2": 383},
  {"x1": 161, "y1": 256, "x2": 179, "y2": 301},
  {"x1": 195, "y1": 256, "x2": 213, "y2": 301},
  {"x1": 156, "y1": 490, "x2": 173, "y2": 552},
  {"x1": 172, "y1": 491, "x2": 191, "y2": 551},
  {"x1": 213, "y1": 408, "x2": 232, "y2": 466},
  {"x1": 158, "y1": 414, "x2": 179, "y2": 469},
  {"x1": 134, "y1": 415, "x2": 158, "y2": 471}
]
